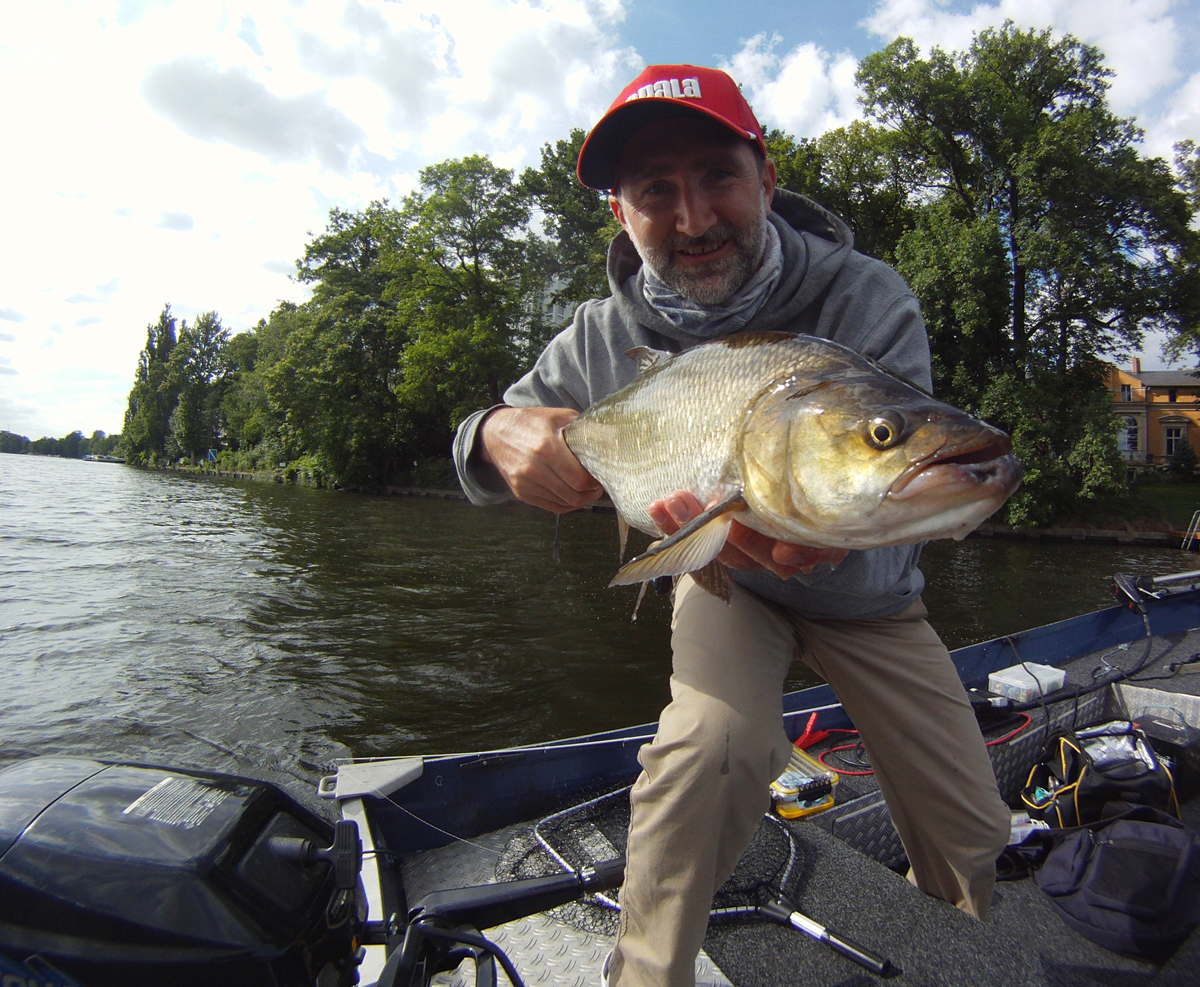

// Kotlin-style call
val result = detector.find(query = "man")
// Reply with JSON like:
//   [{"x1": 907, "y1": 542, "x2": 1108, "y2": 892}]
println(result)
[{"x1": 453, "y1": 65, "x2": 1010, "y2": 987}]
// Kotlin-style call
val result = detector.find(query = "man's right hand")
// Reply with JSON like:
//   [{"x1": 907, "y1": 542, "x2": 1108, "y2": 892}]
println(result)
[{"x1": 478, "y1": 406, "x2": 603, "y2": 514}]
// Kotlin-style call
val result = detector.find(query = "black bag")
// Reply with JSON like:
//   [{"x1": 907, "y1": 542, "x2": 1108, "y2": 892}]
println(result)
[
  {"x1": 1035, "y1": 806, "x2": 1200, "y2": 960},
  {"x1": 1021, "y1": 722, "x2": 1178, "y2": 828}
]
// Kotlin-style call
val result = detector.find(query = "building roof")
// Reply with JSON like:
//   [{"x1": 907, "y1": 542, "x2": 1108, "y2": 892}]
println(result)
[{"x1": 1129, "y1": 370, "x2": 1200, "y2": 386}]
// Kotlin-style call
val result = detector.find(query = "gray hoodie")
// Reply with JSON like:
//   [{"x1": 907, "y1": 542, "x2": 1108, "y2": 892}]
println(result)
[{"x1": 453, "y1": 189, "x2": 930, "y2": 620}]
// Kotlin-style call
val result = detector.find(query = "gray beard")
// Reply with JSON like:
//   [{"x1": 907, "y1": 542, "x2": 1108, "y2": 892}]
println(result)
[{"x1": 630, "y1": 199, "x2": 769, "y2": 305}]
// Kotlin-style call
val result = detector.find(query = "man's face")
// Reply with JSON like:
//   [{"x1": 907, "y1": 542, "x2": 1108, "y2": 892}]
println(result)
[{"x1": 610, "y1": 118, "x2": 777, "y2": 305}]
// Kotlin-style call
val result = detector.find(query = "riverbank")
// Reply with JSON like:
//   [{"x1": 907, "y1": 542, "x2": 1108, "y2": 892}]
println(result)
[
  {"x1": 972, "y1": 522, "x2": 1185, "y2": 548},
  {"x1": 154, "y1": 467, "x2": 1193, "y2": 549}
]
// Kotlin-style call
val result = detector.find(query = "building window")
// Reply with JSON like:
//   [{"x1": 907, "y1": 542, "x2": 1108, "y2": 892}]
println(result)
[
  {"x1": 1121, "y1": 384, "x2": 1132, "y2": 401},
  {"x1": 1166, "y1": 427, "x2": 1184, "y2": 456},
  {"x1": 1123, "y1": 417, "x2": 1138, "y2": 452},
  {"x1": 1169, "y1": 388, "x2": 1178, "y2": 403}
]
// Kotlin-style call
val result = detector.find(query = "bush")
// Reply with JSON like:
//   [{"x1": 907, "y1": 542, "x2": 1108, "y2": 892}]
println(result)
[{"x1": 1168, "y1": 443, "x2": 1199, "y2": 481}]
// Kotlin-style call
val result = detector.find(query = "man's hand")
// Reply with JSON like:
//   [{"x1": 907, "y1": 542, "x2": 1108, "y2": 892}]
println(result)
[
  {"x1": 478, "y1": 406, "x2": 603, "y2": 514},
  {"x1": 647, "y1": 490, "x2": 849, "y2": 580}
]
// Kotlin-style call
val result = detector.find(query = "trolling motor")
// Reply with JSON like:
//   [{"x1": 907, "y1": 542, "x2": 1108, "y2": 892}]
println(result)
[
  {"x1": 0, "y1": 757, "x2": 366, "y2": 987},
  {"x1": 1114, "y1": 568, "x2": 1200, "y2": 613}
]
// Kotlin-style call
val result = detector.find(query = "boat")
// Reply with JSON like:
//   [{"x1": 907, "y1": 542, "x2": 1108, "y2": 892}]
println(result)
[{"x1": 2, "y1": 570, "x2": 1199, "y2": 986}]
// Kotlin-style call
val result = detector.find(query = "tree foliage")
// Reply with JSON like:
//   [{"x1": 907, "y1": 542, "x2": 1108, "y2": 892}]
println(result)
[
  {"x1": 120, "y1": 305, "x2": 181, "y2": 465},
  {"x1": 109, "y1": 28, "x2": 1198, "y2": 523},
  {"x1": 2, "y1": 429, "x2": 121, "y2": 458}
]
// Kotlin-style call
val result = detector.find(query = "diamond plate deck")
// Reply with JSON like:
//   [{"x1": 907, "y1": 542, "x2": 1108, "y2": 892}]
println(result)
[
  {"x1": 402, "y1": 823, "x2": 732, "y2": 987},
  {"x1": 809, "y1": 687, "x2": 1112, "y2": 869}
]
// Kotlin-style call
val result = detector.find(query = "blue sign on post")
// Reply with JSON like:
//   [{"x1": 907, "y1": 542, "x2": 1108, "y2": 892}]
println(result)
[{"x1": 206, "y1": 449, "x2": 218, "y2": 463}]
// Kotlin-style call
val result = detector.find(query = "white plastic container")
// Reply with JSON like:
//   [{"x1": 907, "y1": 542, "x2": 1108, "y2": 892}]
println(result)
[{"x1": 988, "y1": 662, "x2": 1067, "y2": 703}]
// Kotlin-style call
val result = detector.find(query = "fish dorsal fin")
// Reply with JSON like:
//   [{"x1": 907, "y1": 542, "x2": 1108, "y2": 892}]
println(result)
[
  {"x1": 610, "y1": 494, "x2": 746, "y2": 587},
  {"x1": 626, "y1": 346, "x2": 669, "y2": 375}
]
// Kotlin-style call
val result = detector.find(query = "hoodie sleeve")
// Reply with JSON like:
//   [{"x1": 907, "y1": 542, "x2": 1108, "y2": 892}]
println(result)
[{"x1": 452, "y1": 301, "x2": 606, "y2": 505}]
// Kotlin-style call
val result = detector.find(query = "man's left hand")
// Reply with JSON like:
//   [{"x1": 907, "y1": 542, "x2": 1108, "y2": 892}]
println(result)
[{"x1": 647, "y1": 491, "x2": 849, "y2": 581}]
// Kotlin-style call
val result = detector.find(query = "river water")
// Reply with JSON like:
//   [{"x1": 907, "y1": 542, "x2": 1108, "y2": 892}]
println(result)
[{"x1": 1, "y1": 455, "x2": 1193, "y2": 805}]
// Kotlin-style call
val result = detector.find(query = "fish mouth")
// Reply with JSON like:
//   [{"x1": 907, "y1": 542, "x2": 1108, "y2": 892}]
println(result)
[{"x1": 887, "y1": 430, "x2": 1021, "y2": 501}]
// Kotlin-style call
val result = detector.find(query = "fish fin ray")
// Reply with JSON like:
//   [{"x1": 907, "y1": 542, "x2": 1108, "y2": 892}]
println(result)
[
  {"x1": 691, "y1": 559, "x2": 733, "y2": 603},
  {"x1": 630, "y1": 580, "x2": 650, "y2": 622},
  {"x1": 609, "y1": 494, "x2": 745, "y2": 587},
  {"x1": 626, "y1": 346, "x2": 670, "y2": 375},
  {"x1": 618, "y1": 513, "x2": 630, "y2": 563}
]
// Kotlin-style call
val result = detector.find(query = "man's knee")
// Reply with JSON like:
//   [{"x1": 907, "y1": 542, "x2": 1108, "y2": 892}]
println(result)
[{"x1": 641, "y1": 690, "x2": 788, "y2": 793}]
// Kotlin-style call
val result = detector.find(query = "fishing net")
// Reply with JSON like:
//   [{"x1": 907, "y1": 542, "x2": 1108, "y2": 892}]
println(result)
[{"x1": 495, "y1": 786, "x2": 806, "y2": 937}]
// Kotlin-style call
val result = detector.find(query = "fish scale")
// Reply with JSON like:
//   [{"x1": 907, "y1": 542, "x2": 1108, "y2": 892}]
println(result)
[
  {"x1": 564, "y1": 334, "x2": 862, "y2": 536},
  {"x1": 563, "y1": 332, "x2": 1020, "y2": 588}
]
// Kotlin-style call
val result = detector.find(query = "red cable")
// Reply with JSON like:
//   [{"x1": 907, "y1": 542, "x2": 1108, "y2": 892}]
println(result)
[
  {"x1": 814, "y1": 713, "x2": 1032, "y2": 778},
  {"x1": 985, "y1": 712, "x2": 1033, "y2": 747},
  {"x1": 818, "y1": 743, "x2": 876, "y2": 776}
]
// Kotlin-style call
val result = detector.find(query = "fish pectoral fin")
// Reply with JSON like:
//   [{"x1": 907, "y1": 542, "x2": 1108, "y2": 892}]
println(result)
[
  {"x1": 609, "y1": 494, "x2": 746, "y2": 587},
  {"x1": 618, "y1": 513, "x2": 630, "y2": 563},
  {"x1": 691, "y1": 558, "x2": 733, "y2": 603},
  {"x1": 626, "y1": 346, "x2": 670, "y2": 375}
]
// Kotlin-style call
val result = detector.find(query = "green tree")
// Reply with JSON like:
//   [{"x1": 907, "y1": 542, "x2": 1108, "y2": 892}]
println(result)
[
  {"x1": 855, "y1": 24, "x2": 1198, "y2": 524},
  {"x1": 522, "y1": 129, "x2": 619, "y2": 309},
  {"x1": 978, "y1": 364, "x2": 1125, "y2": 526},
  {"x1": 264, "y1": 205, "x2": 410, "y2": 484},
  {"x1": 394, "y1": 155, "x2": 542, "y2": 446},
  {"x1": 120, "y1": 305, "x2": 181, "y2": 464},
  {"x1": 1168, "y1": 441, "x2": 1199, "y2": 481},
  {"x1": 858, "y1": 25, "x2": 1198, "y2": 370},
  {"x1": 893, "y1": 200, "x2": 1011, "y2": 405},
  {"x1": 765, "y1": 122, "x2": 914, "y2": 261},
  {"x1": 0, "y1": 431, "x2": 30, "y2": 454},
  {"x1": 167, "y1": 311, "x2": 229, "y2": 461}
]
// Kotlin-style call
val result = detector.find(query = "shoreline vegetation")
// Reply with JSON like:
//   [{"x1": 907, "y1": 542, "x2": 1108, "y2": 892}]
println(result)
[
  {"x1": 141, "y1": 462, "x2": 1199, "y2": 548},
  {"x1": 4, "y1": 441, "x2": 1196, "y2": 543},
  {"x1": 6, "y1": 28, "x2": 1199, "y2": 535}
]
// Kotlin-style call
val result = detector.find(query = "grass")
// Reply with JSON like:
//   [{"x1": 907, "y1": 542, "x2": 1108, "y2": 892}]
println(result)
[{"x1": 1129, "y1": 481, "x2": 1200, "y2": 530}]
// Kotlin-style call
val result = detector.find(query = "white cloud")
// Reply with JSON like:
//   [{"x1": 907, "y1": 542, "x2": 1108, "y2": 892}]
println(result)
[
  {"x1": 0, "y1": 0, "x2": 637, "y2": 435},
  {"x1": 143, "y1": 57, "x2": 367, "y2": 171},
  {"x1": 864, "y1": 0, "x2": 1185, "y2": 114},
  {"x1": 0, "y1": 356, "x2": 17, "y2": 375},
  {"x1": 153, "y1": 210, "x2": 195, "y2": 231},
  {"x1": 1150, "y1": 68, "x2": 1200, "y2": 157},
  {"x1": 0, "y1": 0, "x2": 1190, "y2": 432},
  {"x1": 724, "y1": 34, "x2": 861, "y2": 138}
]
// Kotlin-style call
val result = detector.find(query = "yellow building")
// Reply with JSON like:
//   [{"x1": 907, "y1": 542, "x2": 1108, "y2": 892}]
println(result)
[{"x1": 1108, "y1": 358, "x2": 1200, "y2": 464}]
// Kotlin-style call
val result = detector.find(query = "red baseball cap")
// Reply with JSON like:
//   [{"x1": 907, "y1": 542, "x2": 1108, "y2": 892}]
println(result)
[{"x1": 577, "y1": 64, "x2": 766, "y2": 190}]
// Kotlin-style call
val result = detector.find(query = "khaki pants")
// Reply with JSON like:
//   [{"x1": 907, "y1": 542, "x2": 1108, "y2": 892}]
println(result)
[{"x1": 607, "y1": 575, "x2": 1011, "y2": 987}]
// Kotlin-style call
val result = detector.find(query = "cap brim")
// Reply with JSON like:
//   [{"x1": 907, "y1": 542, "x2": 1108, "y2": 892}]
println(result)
[{"x1": 576, "y1": 99, "x2": 758, "y2": 190}]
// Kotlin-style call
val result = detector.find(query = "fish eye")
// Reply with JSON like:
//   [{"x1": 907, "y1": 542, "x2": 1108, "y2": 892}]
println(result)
[{"x1": 866, "y1": 413, "x2": 904, "y2": 449}]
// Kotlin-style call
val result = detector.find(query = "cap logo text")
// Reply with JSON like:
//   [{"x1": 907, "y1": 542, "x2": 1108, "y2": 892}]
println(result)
[{"x1": 625, "y1": 77, "x2": 702, "y2": 102}]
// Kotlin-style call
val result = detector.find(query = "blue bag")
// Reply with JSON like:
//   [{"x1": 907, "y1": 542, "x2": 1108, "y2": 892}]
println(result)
[{"x1": 1034, "y1": 805, "x2": 1200, "y2": 960}]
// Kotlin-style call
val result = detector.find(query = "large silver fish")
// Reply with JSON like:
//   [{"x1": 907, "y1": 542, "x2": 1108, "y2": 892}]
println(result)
[{"x1": 564, "y1": 332, "x2": 1021, "y2": 594}]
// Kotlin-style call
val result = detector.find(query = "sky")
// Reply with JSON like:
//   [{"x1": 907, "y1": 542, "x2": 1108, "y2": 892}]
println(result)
[{"x1": 1, "y1": 0, "x2": 1198, "y2": 439}]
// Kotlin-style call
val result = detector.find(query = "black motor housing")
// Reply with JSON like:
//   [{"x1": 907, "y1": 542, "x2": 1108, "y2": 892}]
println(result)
[{"x1": 0, "y1": 756, "x2": 360, "y2": 987}]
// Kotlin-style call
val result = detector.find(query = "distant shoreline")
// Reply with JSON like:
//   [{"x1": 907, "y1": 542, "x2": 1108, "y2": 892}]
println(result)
[{"x1": 147, "y1": 465, "x2": 1192, "y2": 548}]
